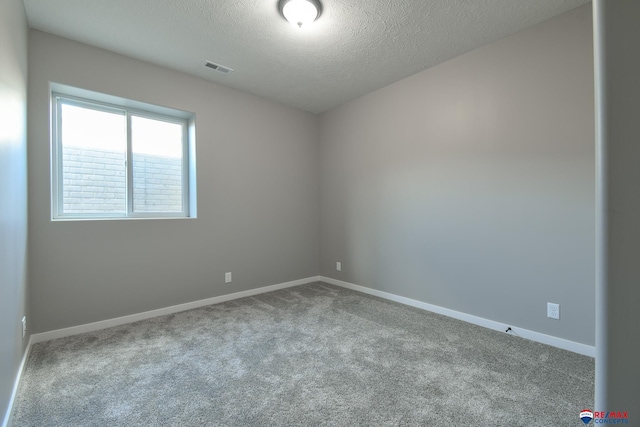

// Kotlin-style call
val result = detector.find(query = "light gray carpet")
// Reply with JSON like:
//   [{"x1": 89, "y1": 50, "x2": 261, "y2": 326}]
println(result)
[{"x1": 12, "y1": 282, "x2": 594, "y2": 426}]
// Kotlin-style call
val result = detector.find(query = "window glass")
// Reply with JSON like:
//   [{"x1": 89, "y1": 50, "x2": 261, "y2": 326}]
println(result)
[
  {"x1": 60, "y1": 103, "x2": 127, "y2": 214},
  {"x1": 131, "y1": 116, "x2": 184, "y2": 213}
]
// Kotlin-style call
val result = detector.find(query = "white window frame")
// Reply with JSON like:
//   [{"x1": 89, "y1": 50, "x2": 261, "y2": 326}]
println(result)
[{"x1": 51, "y1": 87, "x2": 196, "y2": 220}]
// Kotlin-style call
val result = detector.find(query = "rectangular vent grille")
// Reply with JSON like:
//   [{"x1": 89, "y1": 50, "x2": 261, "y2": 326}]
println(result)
[{"x1": 205, "y1": 61, "x2": 233, "y2": 74}]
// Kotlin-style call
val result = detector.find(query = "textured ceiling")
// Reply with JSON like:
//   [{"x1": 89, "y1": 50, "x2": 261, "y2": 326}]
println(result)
[{"x1": 23, "y1": 0, "x2": 590, "y2": 113}]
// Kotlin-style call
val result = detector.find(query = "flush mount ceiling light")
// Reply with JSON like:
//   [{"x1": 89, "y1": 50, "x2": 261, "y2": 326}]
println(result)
[{"x1": 278, "y1": 0, "x2": 322, "y2": 28}]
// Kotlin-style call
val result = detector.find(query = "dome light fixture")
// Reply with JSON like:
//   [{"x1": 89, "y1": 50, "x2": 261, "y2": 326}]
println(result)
[{"x1": 278, "y1": 0, "x2": 322, "y2": 28}]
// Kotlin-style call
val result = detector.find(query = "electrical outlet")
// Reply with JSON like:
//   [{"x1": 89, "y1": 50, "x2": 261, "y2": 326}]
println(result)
[
  {"x1": 336, "y1": 262, "x2": 341, "y2": 271},
  {"x1": 225, "y1": 272, "x2": 232, "y2": 283},
  {"x1": 21, "y1": 316, "x2": 26, "y2": 339},
  {"x1": 547, "y1": 303, "x2": 560, "y2": 320}
]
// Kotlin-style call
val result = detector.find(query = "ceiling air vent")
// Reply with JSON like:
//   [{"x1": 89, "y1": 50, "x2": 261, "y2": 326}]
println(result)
[{"x1": 204, "y1": 61, "x2": 233, "y2": 75}]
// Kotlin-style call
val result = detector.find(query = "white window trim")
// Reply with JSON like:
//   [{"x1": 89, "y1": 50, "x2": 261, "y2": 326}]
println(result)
[{"x1": 51, "y1": 88, "x2": 196, "y2": 220}]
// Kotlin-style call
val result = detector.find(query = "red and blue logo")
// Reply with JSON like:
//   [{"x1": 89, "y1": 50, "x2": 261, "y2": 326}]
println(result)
[
  {"x1": 580, "y1": 409, "x2": 629, "y2": 424},
  {"x1": 581, "y1": 410, "x2": 594, "y2": 424}
]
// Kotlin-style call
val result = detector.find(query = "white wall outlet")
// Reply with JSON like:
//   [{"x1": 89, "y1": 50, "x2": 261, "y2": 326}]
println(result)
[
  {"x1": 225, "y1": 272, "x2": 232, "y2": 283},
  {"x1": 21, "y1": 316, "x2": 26, "y2": 339},
  {"x1": 547, "y1": 302, "x2": 560, "y2": 320},
  {"x1": 336, "y1": 262, "x2": 341, "y2": 271}
]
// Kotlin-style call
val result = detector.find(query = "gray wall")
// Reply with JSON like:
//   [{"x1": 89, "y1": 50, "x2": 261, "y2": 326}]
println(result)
[
  {"x1": 28, "y1": 31, "x2": 320, "y2": 333},
  {"x1": 319, "y1": 6, "x2": 595, "y2": 345},
  {"x1": 594, "y1": 0, "x2": 640, "y2": 411},
  {"x1": 26, "y1": 6, "x2": 596, "y2": 350},
  {"x1": 0, "y1": 0, "x2": 29, "y2": 420}
]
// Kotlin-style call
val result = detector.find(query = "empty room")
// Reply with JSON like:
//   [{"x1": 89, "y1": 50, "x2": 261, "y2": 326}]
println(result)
[{"x1": 1, "y1": 0, "x2": 638, "y2": 425}]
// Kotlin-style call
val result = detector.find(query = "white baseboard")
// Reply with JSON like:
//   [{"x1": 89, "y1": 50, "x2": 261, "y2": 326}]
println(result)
[
  {"x1": 320, "y1": 276, "x2": 595, "y2": 357},
  {"x1": 30, "y1": 274, "x2": 596, "y2": 356},
  {"x1": 31, "y1": 276, "x2": 321, "y2": 344},
  {"x1": 2, "y1": 336, "x2": 33, "y2": 427}
]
